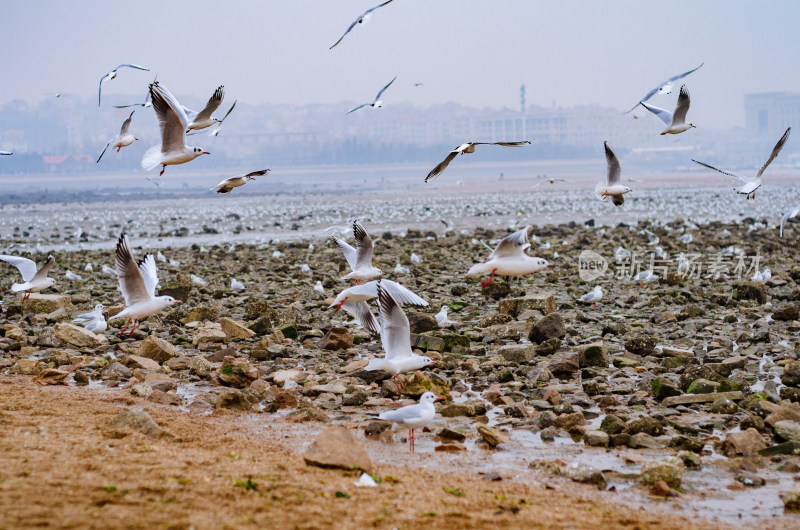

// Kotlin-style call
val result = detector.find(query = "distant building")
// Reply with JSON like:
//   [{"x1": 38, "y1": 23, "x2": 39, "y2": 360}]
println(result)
[{"x1": 744, "y1": 92, "x2": 800, "y2": 136}]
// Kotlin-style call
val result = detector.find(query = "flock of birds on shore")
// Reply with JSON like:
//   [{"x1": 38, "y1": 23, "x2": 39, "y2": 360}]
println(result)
[{"x1": 2, "y1": 0, "x2": 800, "y2": 450}]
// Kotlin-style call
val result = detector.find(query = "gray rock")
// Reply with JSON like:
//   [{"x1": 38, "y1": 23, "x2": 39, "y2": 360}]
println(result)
[
  {"x1": 640, "y1": 459, "x2": 684, "y2": 488},
  {"x1": 498, "y1": 344, "x2": 536, "y2": 363},
  {"x1": 584, "y1": 430, "x2": 609, "y2": 447},
  {"x1": 303, "y1": 426, "x2": 372, "y2": 472},
  {"x1": 529, "y1": 313, "x2": 566, "y2": 344},
  {"x1": 100, "y1": 362, "x2": 132, "y2": 381},
  {"x1": 107, "y1": 410, "x2": 173, "y2": 438},
  {"x1": 774, "y1": 420, "x2": 800, "y2": 442},
  {"x1": 577, "y1": 342, "x2": 608, "y2": 368},
  {"x1": 559, "y1": 463, "x2": 607, "y2": 489}
]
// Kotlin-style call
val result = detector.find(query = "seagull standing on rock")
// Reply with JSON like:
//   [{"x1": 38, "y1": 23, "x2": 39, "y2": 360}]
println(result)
[
  {"x1": 578, "y1": 286, "x2": 603, "y2": 307},
  {"x1": 0, "y1": 255, "x2": 56, "y2": 300},
  {"x1": 375, "y1": 392, "x2": 443, "y2": 453},
  {"x1": 73, "y1": 304, "x2": 107, "y2": 334},
  {"x1": 110, "y1": 233, "x2": 180, "y2": 336},
  {"x1": 467, "y1": 226, "x2": 552, "y2": 286}
]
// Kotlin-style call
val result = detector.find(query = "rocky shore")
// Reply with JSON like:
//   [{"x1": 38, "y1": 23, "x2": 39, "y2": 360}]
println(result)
[{"x1": 2, "y1": 217, "x2": 800, "y2": 526}]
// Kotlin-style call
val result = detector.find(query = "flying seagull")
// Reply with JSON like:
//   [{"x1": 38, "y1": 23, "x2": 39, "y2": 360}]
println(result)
[
  {"x1": 692, "y1": 127, "x2": 791, "y2": 200},
  {"x1": 467, "y1": 225, "x2": 552, "y2": 286},
  {"x1": 640, "y1": 85, "x2": 695, "y2": 135},
  {"x1": 330, "y1": 220, "x2": 383, "y2": 282},
  {"x1": 330, "y1": 279, "x2": 428, "y2": 335},
  {"x1": 347, "y1": 76, "x2": 397, "y2": 114},
  {"x1": 211, "y1": 169, "x2": 270, "y2": 194},
  {"x1": 0, "y1": 151, "x2": 11, "y2": 156},
  {"x1": 625, "y1": 62, "x2": 703, "y2": 114},
  {"x1": 365, "y1": 280, "x2": 436, "y2": 389},
  {"x1": 0, "y1": 254, "x2": 56, "y2": 300},
  {"x1": 330, "y1": 0, "x2": 394, "y2": 49},
  {"x1": 98, "y1": 63, "x2": 150, "y2": 106},
  {"x1": 110, "y1": 233, "x2": 180, "y2": 336},
  {"x1": 183, "y1": 85, "x2": 225, "y2": 132},
  {"x1": 595, "y1": 142, "x2": 632, "y2": 206},
  {"x1": 141, "y1": 81, "x2": 210, "y2": 176},
  {"x1": 188, "y1": 100, "x2": 237, "y2": 137},
  {"x1": 425, "y1": 141, "x2": 530, "y2": 182},
  {"x1": 97, "y1": 110, "x2": 138, "y2": 163},
  {"x1": 531, "y1": 177, "x2": 574, "y2": 188}
]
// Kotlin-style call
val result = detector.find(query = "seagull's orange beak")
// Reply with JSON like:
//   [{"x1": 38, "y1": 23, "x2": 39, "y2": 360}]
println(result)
[
  {"x1": 173, "y1": 300, "x2": 181, "y2": 305},
  {"x1": 434, "y1": 396, "x2": 444, "y2": 402},
  {"x1": 547, "y1": 264, "x2": 555, "y2": 268},
  {"x1": 202, "y1": 151, "x2": 210, "y2": 155}
]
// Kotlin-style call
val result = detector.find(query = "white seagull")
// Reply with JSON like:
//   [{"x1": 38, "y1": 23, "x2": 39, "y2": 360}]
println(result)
[
  {"x1": 624, "y1": 62, "x2": 703, "y2": 114},
  {"x1": 330, "y1": 279, "x2": 428, "y2": 335},
  {"x1": 435, "y1": 306, "x2": 453, "y2": 327},
  {"x1": 72, "y1": 304, "x2": 107, "y2": 334},
  {"x1": 97, "y1": 110, "x2": 138, "y2": 163},
  {"x1": 212, "y1": 169, "x2": 270, "y2": 194},
  {"x1": 0, "y1": 254, "x2": 56, "y2": 300},
  {"x1": 110, "y1": 233, "x2": 180, "y2": 336},
  {"x1": 182, "y1": 85, "x2": 225, "y2": 132},
  {"x1": 188, "y1": 100, "x2": 237, "y2": 137},
  {"x1": 531, "y1": 178, "x2": 574, "y2": 189},
  {"x1": 425, "y1": 141, "x2": 531, "y2": 182},
  {"x1": 692, "y1": 127, "x2": 791, "y2": 200},
  {"x1": 780, "y1": 205, "x2": 800, "y2": 238},
  {"x1": 331, "y1": 220, "x2": 383, "y2": 282},
  {"x1": 467, "y1": 226, "x2": 552, "y2": 286},
  {"x1": 365, "y1": 280, "x2": 436, "y2": 388},
  {"x1": 141, "y1": 82, "x2": 210, "y2": 176},
  {"x1": 0, "y1": 151, "x2": 12, "y2": 156},
  {"x1": 376, "y1": 392, "x2": 443, "y2": 452},
  {"x1": 595, "y1": 142, "x2": 632, "y2": 207},
  {"x1": 98, "y1": 63, "x2": 150, "y2": 106},
  {"x1": 330, "y1": 0, "x2": 395, "y2": 49},
  {"x1": 64, "y1": 270, "x2": 82, "y2": 281},
  {"x1": 231, "y1": 278, "x2": 245, "y2": 291},
  {"x1": 640, "y1": 85, "x2": 695, "y2": 135},
  {"x1": 578, "y1": 285, "x2": 603, "y2": 306},
  {"x1": 347, "y1": 76, "x2": 397, "y2": 114}
]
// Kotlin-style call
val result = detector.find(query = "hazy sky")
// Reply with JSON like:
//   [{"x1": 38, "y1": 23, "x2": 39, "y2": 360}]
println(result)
[{"x1": 2, "y1": 0, "x2": 799, "y2": 128}]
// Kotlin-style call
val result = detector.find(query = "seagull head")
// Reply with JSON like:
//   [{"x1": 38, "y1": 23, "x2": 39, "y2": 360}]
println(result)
[
  {"x1": 44, "y1": 278, "x2": 57, "y2": 288},
  {"x1": 419, "y1": 392, "x2": 443, "y2": 405},
  {"x1": 246, "y1": 175, "x2": 257, "y2": 181},
  {"x1": 157, "y1": 295, "x2": 181, "y2": 307},
  {"x1": 192, "y1": 147, "x2": 211, "y2": 156}
]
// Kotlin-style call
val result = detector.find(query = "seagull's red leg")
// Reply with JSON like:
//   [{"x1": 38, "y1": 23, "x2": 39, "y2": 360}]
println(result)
[
  {"x1": 159, "y1": 165, "x2": 165, "y2": 176},
  {"x1": 22, "y1": 291, "x2": 29, "y2": 301},
  {"x1": 335, "y1": 297, "x2": 348, "y2": 312},
  {"x1": 120, "y1": 318, "x2": 130, "y2": 334},
  {"x1": 481, "y1": 269, "x2": 497, "y2": 287},
  {"x1": 393, "y1": 374, "x2": 404, "y2": 391},
  {"x1": 116, "y1": 146, "x2": 121, "y2": 153},
  {"x1": 410, "y1": 429, "x2": 415, "y2": 453},
  {"x1": 129, "y1": 319, "x2": 137, "y2": 337}
]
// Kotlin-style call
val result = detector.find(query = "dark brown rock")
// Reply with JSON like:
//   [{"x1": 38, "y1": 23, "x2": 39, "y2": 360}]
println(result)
[
  {"x1": 317, "y1": 326, "x2": 354, "y2": 350},
  {"x1": 529, "y1": 313, "x2": 566, "y2": 344}
]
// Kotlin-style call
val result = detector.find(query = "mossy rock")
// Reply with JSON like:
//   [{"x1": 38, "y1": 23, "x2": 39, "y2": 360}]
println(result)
[
  {"x1": 399, "y1": 372, "x2": 451, "y2": 400},
  {"x1": 279, "y1": 324, "x2": 298, "y2": 340}
]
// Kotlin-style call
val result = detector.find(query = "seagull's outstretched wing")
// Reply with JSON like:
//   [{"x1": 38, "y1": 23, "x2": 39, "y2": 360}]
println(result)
[
  {"x1": 34, "y1": 256, "x2": 55, "y2": 280},
  {"x1": 489, "y1": 226, "x2": 531, "y2": 259},
  {"x1": 115, "y1": 233, "x2": 150, "y2": 306},
  {"x1": 345, "y1": 279, "x2": 428, "y2": 307},
  {"x1": 0, "y1": 255, "x2": 38, "y2": 282},
  {"x1": 374, "y1": 76, "x2": 397, "y2": 101},
  {"x1": 120, "y1": 110, "x2": 135, "y2": 135},
  {"x1": 96, "y1": 140, "x2": 112, "y2": 163},
  {"x1": 353, "y1": 220, "x2": 375, "y2": 269},
  {"x1": 219, "y1": 100, "x2": 237, "y2": 122},
  {"x1": 604, "y1": 142, "x2": 621, "y2": 185},
  {"x1": 377, "y1": 280, "x2": 412, "y2": 360},
  {"x1": 425, "y1": 150, "x2": 459, "y2": 182},
  {"x1": 691, "y1": 159, "x2": 751, "y2": 183},
  {"x1": 116, "y1": 64, "x2": 149, "y2": 72},
  {"x1": 346, "y1": 103, "x2": 370, "y2": 115},
  {"x1": 625, "y1": 62, "x2": 704, "y2": 113},
  {"x1": 640, "y1": 101, "x2": 672, "y2": 126},
  {"x1": 331, "y1": 235, "x2": 358, "y2": 270},
  {"x1": 473, "y1": 141, "x2": 531, "y2": 148},
  {"x1": 244, "y1": 169, "x2": 270, "y2": 178},
  {"x1": 341, "y1": 301, "x2": 380, "y2": 335},
  {"x1": 150, "y1": 82, "x2": 188, "y2": 153},
  {"x1": 672, "y1": 85, "x2": 691, "y2": 125},
  {"x1": 194, "y1": 86, "x2": 225, "y2": 123},
  {"x1": 0, "y1": 151, "x2": 12, "y2": 155},
  {"x1": 756, "y1": 127, "x2": 791, "y2": 179},
  {"x1": 138, "y1": 254, "x2": 159, "y2": 298},
  {"x1": 780, "y1": 205, "x2": 800, "y2": 238}
]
